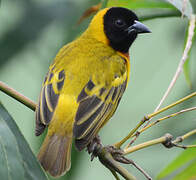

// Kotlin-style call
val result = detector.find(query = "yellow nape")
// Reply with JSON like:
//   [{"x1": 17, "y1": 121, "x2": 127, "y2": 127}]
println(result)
[{"x1": 84, "y1": 8, "x2": 109, "y2": 45}]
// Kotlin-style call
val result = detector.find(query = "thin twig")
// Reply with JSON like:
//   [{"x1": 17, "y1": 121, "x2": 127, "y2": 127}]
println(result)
[
  {"x1": 147, "y1": 92, "x2": 196, "y2": 119},
  {"x1": 99, "y1": 146, "x2": 152, "y2": 180},
  {"x1": 115, "y1": 92, "x2": 196, "y2": 148},
  {"x1": 138, "y1": 106, "x2": 196, "y2": 135},
  {"x1": 172, "y1": 129, "x2": 196, "y2": 144},
  {"x1": 123, "y1": 134, "x2": 173, "y2": 155},
  {"x1": 124, "y1": 15, "x2": 196, "y2": 147},
  {"x1": 172, "y1": 143, "x2": 196, "y2": 149},
  {"x1": 109, "y1": 169, "x2": 120, "y2": 180},
  {"x1": 124, "y1": 130, "x2": 196, "y2": 154},
  {"x1": 130, "y1": 161, "x2": 152, "y2": 180},
  {"x1": 113, "y1": 118, "x2": 147, "y2": 148},
  {"x1": 182, "y1": 145, "x2": 196, "y2": 148},
  {"x1": 0, "y1": 81, "x2": 36, "y2": 111},
  {"x1": 124, "y1": 130, "x2": 196, "y2": 155},
  {"x1": 163, "y1": 129, "x2": 196, "y2": 149},
  {"x1": 98, "y1": 146, "x2": 137, "y2": 180},
  {"x1": 182, "y1": 0, "x2": 188, "y2": 18},
  {"x1": 146, "y1": 14, "x2": 196, "y2": 125}
]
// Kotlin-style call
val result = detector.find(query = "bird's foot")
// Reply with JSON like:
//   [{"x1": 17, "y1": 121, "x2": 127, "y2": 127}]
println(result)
[
  {"x1": 87, "y1": 139, "x2": 152, "y2": 180},
  {"x1": 105, "y1": 146, "x2": 152, "y2": 180},
  {"x1": 87, "y1": 135, "x2": 102, "y2": 161},
  {"x1": 87, "y1": 137, "x2": 130, "y2": 163},
  {"x1": 104, "y1": 145, "x2": 133, "y2": 164}
]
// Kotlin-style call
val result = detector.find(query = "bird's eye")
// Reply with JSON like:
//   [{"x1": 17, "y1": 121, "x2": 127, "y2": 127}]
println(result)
[{"x1": 115, "y1": 19, "x2": 126, "y2": 28}]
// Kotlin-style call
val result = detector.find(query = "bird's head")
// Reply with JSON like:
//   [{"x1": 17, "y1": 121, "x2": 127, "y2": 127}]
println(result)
[{"x1": 87, "y1": 7, "x2": 151, "y2": 53}]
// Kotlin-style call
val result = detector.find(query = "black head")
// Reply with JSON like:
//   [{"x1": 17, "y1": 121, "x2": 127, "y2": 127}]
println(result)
[{"x1": 103, "y1": 7, "x2": 150, "y2": 53}]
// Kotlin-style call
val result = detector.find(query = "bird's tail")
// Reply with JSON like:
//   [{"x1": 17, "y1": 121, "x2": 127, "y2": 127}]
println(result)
[{"x1": 37, "y1": 133, "x2": 72, "y2": 177}]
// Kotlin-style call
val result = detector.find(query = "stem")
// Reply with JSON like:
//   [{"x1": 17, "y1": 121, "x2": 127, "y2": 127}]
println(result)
[
  {"x1": 114, "y1": 119, "x2": 146, "y2": 148},
  {"x1": 125, "y1": 14, "x2": 196, "y2": 149},
  {"x1": 109, "y1": 169, "x2": 120, "y2": 180},
  {"x1": 115, "y1": 92, "x2": 196, "y2": 148},
  {"x1": 184, "y1": 145, "x2": 196, "y2": 148},
  {"x1": 131, "y1": 162, "x2": 152, "y2": 180},
  {"x1": 99, "y1": 147, "x2": 137, "y2": 180},
  {"x1": 147, "y1": 91, "x2": 196, "y2": 119},
  {"x1": 170, "y1": 129, "x2": 196, "y2": 149},
  {"x1": 124, "y1": 134, "x2": 173, "y2": 155},
  {"x1": 172, "y1": 129, "x2": 196, "y2": 144},
  {"x1": 139, "y1": 106, "x2": 196, "y2": 134},
  {"x1": 182, "y1": 0, "x2": 188, "y2": 18},
  {"x1": 0, "y1": 81, "x2": 36, "y2": 111},
  {"x1": 147, "y1": 14, "x2": 196, "y2": 124}
]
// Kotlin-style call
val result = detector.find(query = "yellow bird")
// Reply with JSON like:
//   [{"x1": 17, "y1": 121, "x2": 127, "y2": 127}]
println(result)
[{"x1": 35, "y1": 7, "x2": 150, "y2": 177}]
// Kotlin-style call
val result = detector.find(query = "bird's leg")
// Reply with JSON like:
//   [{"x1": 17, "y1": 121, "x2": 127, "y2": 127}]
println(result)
[
  {"x1": 105, "y1": 145, "x2": 124, "y2": 157},
  {"x1": 105, "y1": 146, "x2": 152, "y2": 180},
  {"x1": 87, "y1": 138, "x2": 152, "y2": 180},
  {"x1": 104, "y1": 145, "x2": 135, "y2": 164},
  {"x1": 104, "y1": 146, "x2": 134, "y2": 164},
  {"x1": 87, "y1": 135, "x2": 102, "y2": 161},
  {"x1": 87, "y1": 137, "x2": 126, "y2": 162}
]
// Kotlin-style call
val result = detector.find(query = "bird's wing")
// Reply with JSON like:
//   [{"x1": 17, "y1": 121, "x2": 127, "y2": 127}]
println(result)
[
  {"x1": 73, "y1": 73, "x2": 127, "y2": 151},
  {"x1": 35, "y1": 67, "x2": 65, "y2": 136}
]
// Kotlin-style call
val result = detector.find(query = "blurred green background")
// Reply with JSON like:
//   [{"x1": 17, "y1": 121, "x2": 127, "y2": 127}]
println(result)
[{"x1": 0, "y1": 0, "x2": 196, "y2": 179}]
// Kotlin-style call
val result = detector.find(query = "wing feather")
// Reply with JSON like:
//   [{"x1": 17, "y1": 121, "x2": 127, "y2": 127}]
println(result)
[
  {"x1": 74, "y1": 78, "x2": 127, "y2": 150},
  {"x1": 35, "y1": 69, "x2": 65, "y2": 136}
]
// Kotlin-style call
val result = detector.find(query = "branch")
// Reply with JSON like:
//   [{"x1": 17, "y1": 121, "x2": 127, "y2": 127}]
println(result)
[
  {"x1": 124, "y1": 134, "x2": 173, "y2": 155},
  {"x1": 124, "y1": 129, "x2": 196, "y2": 155},
  {"x1": 114, "y1": 119, "x2": 146, "y2": 148},
  {"x1": 122, "y1": 14, "x2": 196, "y2": 148},
  {"x1": 0, "y1": 81, "x2": 139, "y2": 179},
  {"x1": 95, "y1": 144, "x2": 137, "y2": 180},
  {"x1": 150, "y1": 14, "x2": 196, "y2": 120},
  {"x1": 162, "y1": 129, "x2": 196, "y2": 149},
  {"x1": 0, "y1": 81, "x2": 36, "y2": 111},
  {"x1": 182, "y1": 0, "x2": 188, "y2": 18},
  {"x1": 172, "y1": 129, "x2": 196, "y2": 145},
  {"x1": 138, "y1": 106, "x2": 196, "y2": 135},
  {"x1": 114, "y1": 92, "x2": 196, "y2": 148}
]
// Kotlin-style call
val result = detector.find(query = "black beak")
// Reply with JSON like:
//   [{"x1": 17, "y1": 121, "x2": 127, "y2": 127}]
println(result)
[{"x1": 127, "y1": 20, "x2": 151, "y2": 34}]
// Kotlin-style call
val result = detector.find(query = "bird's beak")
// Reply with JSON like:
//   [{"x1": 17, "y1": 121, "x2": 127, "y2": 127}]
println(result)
[{"x1": 127, "y1": 20, "x2": 151, "y2": 34}]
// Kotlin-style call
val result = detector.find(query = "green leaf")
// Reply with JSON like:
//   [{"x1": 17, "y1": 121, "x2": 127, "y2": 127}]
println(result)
[
  {"x1": 173, "y1": 159, "x2": 196, "y2": 180},
  {"x1": 166, "y1": 0, "x2": 193, "y2": 18},
  {"x1": 107, "y1": 0, "x2": 175, "y2": 9},
  {"x1": 107, "y1": 0, "x2": 193, "y2": 18},
  {"x1": 106, "y1": 0, "x2": 182, "y2": 21},
  {"x1": 157, "y1": 146, "x2": 196, "y2": 179},
  {"x1": 0, "y1": 102, "x2": 48, "y2": 180},
  {"x1": 106, "y1": 0, "x2": 194, "y2": 20},
  {"x1": 101, "y1": 0, "x2": 109, "y2": 9},
  {"x1": 136, "y1": 9, "x2": 180, "y2": 21}
]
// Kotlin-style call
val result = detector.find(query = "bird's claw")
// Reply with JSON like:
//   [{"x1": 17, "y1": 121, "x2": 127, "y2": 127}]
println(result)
[
  {"x1": 87, "y1": 135, "x2": 102, "y2": 161},
  {"x1": 105, "y1": 145, "x2": 124, "y2": 155},
  {"x1": 104, "y1": 145, "x2": 134, "y2": 164},
  {"x1": 88, "y1": 141, "x2": 129, "y2": 163}
]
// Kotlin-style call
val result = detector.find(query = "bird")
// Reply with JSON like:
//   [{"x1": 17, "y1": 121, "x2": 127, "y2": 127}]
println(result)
[{"x1": 35, "y1": 7, "x2": 151, "y2": 177}]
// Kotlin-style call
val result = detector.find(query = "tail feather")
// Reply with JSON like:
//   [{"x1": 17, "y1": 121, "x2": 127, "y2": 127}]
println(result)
[{"x1": 38, "y1": 134, "x2": 72, "y2": 177}]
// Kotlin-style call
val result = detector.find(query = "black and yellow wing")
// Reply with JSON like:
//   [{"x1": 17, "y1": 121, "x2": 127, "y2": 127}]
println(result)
[
  {"x1": 35, "y1": 68, "x2": 65, "y2": 136},
  {"x1": 73, "y1": 75, "x2": 127, "y2": 151}
]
